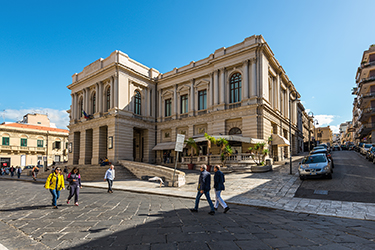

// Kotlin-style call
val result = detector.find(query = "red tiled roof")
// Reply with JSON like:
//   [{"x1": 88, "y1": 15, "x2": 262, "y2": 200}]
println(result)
[{"x1": 1, "y1": 123, "x2": 69, "y2": 133}]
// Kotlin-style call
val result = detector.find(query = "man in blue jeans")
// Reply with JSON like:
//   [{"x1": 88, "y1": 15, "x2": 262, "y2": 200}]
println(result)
[{"x1": 190, "y1": 164, "x2": 215, "y2": 215}]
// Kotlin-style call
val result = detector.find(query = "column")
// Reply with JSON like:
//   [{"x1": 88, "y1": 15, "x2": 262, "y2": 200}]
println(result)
[
  {"x1": 91, "y1": 127, "x2": 100, "y2": 164},
  {"x1": 110, "y1": 77, "x2": 114, "y2": 109},
  {"x1": 251, "y1": 59, "x2": 257, "y2": 97},
  {"x1": 113, "y1": 75, "x2": 118, "y2": 109},
  {"x1": 190, "y1": 80, "x2": 195, "y2": 113},
  {"x1": 144, "y1": 88, "x2": 148, "y2": 117},
  {"x1": 73, "y1": 93, "x2": 78, "y2": 120},
  {"x1": 276, "y1": 74, "x2": 280, "y2": 110},
  {"x1": 98, "y1": 82, "x2": 103, "y2": 114},
  {"x1": 71, "y1": 94, "x2": 75, "y2": 121},
  {"x1": 173, "y1": 85, "x2": 177, "y2": 117},
  {"x1": 79, "y1": 131, "x2": 86, "y2": 165},
  {"x1": 242, "y1": 60, "x2": 249, "y2": 101},
  {"x1": 158, "y1": 90, "x2": 162, "y2": 119},
  {"x1": 220, "y1": 68, "x2": 225, "y2": 104},
  {"x1": 208, "y1": 73, "x2": 213, "y2": 108},
  {"x1": 95, "y1": 83, "x2": 99, "y2": 114},
  {"x1": 214, "y1": 70, "x2": 219, "y2": 105}
]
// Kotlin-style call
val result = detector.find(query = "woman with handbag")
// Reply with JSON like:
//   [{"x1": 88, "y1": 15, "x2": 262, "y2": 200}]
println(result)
[
  {"x1": 45, "y1": 167, "x2": 65, "y2": 209},
  {"x1": 66, "y1": 167, "x2": 82, "y2": 206}
]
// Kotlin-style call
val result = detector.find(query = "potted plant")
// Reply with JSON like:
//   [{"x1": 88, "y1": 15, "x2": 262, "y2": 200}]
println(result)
[
  {"x1": 248, "y1": 142, "x2": 269, "y2": 166},
  {"x1": 185, "y1": 137, "x2": 199, "y2": 170},
  {"x1": 204, "y1": 133, "x2": 216, "y2": 171}
]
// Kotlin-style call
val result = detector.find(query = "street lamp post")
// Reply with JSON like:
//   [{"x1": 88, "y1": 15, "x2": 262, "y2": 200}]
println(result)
[
  {"x1": 289, "y1": 93, "x2": 297, "y2": 175},
  {"x1": 313, "y1": 119, "x2": 319, "y2": 147},
  {"x1": 307, "y1": 111, "x2": 314, "y2": 152}
]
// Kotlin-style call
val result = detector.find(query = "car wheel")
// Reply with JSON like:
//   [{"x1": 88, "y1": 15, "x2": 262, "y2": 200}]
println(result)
[{"x1": 326, "y1": 173, "x2": 332, "y2": 179}]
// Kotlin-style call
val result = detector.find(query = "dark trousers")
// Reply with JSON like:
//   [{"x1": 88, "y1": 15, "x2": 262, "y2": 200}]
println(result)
[
  {"x1": 67, "y1": 184, "x2": 80, "y2": 203},
  {"x1": 107, "y1": 179, "x2": 113, "y2": 192},
  {"x1": 17, "y1": 173, "x2": 21, "y2": 178}
]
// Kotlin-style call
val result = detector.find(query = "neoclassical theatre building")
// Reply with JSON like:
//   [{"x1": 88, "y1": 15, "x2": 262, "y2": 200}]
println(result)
[{"x1": 67, "y1": 35, "x2": 305, "y2": 166}]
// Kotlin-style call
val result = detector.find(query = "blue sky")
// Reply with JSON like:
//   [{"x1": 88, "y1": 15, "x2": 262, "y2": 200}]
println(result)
[{"x1": 1, "y1": 0, "x2": 374, "y2": 133}]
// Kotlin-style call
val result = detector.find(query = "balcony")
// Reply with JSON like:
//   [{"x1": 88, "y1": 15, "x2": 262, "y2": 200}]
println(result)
[
  {"x1": 357, "y1": 123, "x2": 375, "y2": 138},
  {"x1": 358, "y1": 92, "x2": 375, "y2": 109},
  {"x1": 228, "y1": 102, "x2": 242, "y2": 109},
  {"x1": 0, "y1": 145, "x2": 46, "y2": 153},
  {"x1": 358, "y1": 107, "x2": 375, "y2": 122},
  {"x1": 358, "y1": 76, "x2": 375, "y2": 89},
  {"x1": 360, "y1": 61, "x2": 375, "y2": 69}
]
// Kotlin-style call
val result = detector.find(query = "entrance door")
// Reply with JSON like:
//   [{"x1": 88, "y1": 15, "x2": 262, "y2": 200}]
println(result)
[{"x1": 20, "y1": 155, "x2": 26, "y2": 167}]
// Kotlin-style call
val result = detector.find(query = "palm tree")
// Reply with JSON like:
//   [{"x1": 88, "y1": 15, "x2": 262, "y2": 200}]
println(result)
[
  {"x1": 185, "y1": 137, "x2": 199, "y2": 164},
  {"x1": 204, "y1": 133, "x2": 216, "y2": 168},
  {"x1": 248, "y1": 142, "x2": 269, "y2": 166}
]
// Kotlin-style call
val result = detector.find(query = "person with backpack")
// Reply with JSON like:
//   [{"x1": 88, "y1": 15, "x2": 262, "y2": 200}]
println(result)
[
  {"x1": 17, "y1": 166, "x2": 22, "y2": 178},
  {"x1": 66, "y1": 167, "x2": 82, "y2": 206}
]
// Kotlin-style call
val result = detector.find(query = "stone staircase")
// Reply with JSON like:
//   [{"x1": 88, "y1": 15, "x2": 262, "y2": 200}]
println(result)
[{"x1": 36, "y1": 164, "x2": 136, "y2": 182}]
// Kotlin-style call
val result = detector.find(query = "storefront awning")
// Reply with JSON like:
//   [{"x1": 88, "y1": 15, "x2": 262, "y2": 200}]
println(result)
[
  {"x1": 193, "y1": 135, "x2": 265, "y2": 144},
  {"x1": 271, "y1": 134, "x2": 290, "y2": 147},
  {"x1": 152, "y1": 142, "x2": 186, "y2": 151}
]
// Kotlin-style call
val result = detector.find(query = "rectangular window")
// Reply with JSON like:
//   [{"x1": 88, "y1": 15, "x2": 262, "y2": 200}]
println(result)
[
  {"x1": 54, "y1": 141, "x2": 61, "y2": 150},
  {"x1": 198, "y1": 90, "x2": 207, "y2": 110},
  {"x1": 2, "y1": 137, "x2": 9, "y2": 146},
  {"x1": 165, "y1": 99, "x2": 172, "y2": 117},
  {"x1": 181, "y1": 94, "x2": 188, "y2": 114},
  {"x1": 20, "y1": 138, "x2": 27, "y2": 147},
  {"x1": 37, "y1": 140, "x2": 44, "y2": 147}
]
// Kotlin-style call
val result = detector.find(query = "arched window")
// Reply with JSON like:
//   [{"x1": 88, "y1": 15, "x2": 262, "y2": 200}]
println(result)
[
  {"x1": 134, "y1": 90, "x2": 141, "y2": 115},
  {"x1": 229, "y1": 127, "x2": 242, "y2": 135},
  {"x1": 106, "y1": 87, "x2": 111, "y2": 112},
  {"x1": 79, "y1": 97, "x2": 84, "y2": 117},
  {"x1": 230, "y1": 73, "x2": 242, "y2": 103},
  {"x1": 92, "y1": 92, "x2": 96, "y2": 114}
]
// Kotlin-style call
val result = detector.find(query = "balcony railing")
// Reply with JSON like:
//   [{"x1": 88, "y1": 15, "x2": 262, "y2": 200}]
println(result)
[
  {"x1": 360, "y1": 61, "x2": 375, "y2": 69},
  {"x1": 228, "y1": 103, "x2": 242, "y2": 109},
  {"x1": 0, "y1": 145, "x2": 46, "y2": 152},
  {"x1": 181, "y1": 153, "x2": 254, "y2": 165},
  {"x1": 359, "y1": 76, "x2": 375, "y2": 85}
]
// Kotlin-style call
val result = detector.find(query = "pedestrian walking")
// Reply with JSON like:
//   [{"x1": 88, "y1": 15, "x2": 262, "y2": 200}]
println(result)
[
  {"x1": 104, "y1": 165, "x2": 115, "y2": 193},
  {"x1": 66, "y1": 167, "x2": 82, "y2": 206},
  {"x1": 17, "y1": 166, "x2": 22, "y2": 179},
  {"x1": 190, "y1": 164, "x2": 215, "y2": 215},
  {"x1": 63, "y1": 166, "x2": 69, "y2": 180},
  {"x1": 213, "y1": 165, "x2": 230, "y2": 213},
  {"x1": 10, "y1": 166, "x2": 14, "y2": 177},
  {"x1": 44, "y1": 167, "x2": 65, "y2": 209},
  {"x1": 32, "y1": 166, "x2": 39, "y2": 181}
]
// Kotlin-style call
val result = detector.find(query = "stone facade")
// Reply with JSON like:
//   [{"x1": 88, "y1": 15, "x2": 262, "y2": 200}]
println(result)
[
  {"x1": 0, "y1": 114, "x2": 69, "y2": 168},
  {"x1": 68, "y1": 35, "x2": 308, "y2": 166}
]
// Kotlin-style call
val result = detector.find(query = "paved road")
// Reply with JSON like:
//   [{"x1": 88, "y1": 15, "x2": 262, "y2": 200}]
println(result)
[
  {"x1": 1, "y1": 180, "x2": 375, "y2": 249},
  {"x1": 295, "y1": 150, "x2": 375, "y2": 203}
]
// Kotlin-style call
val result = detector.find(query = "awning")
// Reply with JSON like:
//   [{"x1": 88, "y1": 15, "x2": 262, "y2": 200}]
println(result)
[
  {"x1": 152, "y1": 142, "x2": 186, "y2": 151},
  {"x1": 271, "y1": 134, "x2": 290, "y2": 147},
  {"x1": 193, "y1": 135, "x2": 265, "y2": 144}
]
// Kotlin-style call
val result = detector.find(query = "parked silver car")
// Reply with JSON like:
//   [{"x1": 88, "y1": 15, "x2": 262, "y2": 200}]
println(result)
[{"x1": 298, "y1": 154, "x2": 333, "y2": 180}]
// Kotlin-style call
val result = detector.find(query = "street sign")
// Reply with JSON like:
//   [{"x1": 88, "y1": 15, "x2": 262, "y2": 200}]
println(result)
[{"x1": 175, "y1": 134, "x2": 185, "y2": 152}]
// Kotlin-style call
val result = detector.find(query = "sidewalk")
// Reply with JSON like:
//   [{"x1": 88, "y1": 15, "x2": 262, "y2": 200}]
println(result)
[{"x1": 2, "y1": 153, "x2": 375, "y2": 221}]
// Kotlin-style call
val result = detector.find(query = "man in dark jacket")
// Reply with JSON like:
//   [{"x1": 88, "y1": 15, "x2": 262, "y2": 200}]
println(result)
[
  {"x1": 214, "y1": 165, "x2": 230, "y2": 213},
  {"x1": 190, "y1": 165, "x2": 215, "y2": 215}
]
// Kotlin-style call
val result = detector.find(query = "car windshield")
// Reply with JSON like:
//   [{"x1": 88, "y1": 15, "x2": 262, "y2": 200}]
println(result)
[
  {"x1": 365, "y1": 144, "x2": 372, "y2": 148},
  {"x1": 302, "y1": 155, "x2": 326, "y2": 164}
]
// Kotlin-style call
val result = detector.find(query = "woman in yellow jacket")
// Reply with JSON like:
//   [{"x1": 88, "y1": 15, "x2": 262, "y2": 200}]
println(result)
[{"x1": 45, "y1": 167, "x2": 65, "y2": 209}]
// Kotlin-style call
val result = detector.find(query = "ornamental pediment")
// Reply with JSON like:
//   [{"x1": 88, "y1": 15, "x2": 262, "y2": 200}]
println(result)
[
  {"x1": 177, "y1": 84, "x2": 190, "y2": 93},
  {"x1": 194, "y1": 79, "x2": 210, "y2": 88}
]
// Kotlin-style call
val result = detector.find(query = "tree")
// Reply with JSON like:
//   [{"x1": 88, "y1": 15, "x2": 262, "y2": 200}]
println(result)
[
  {"x1": 204, "y1": 134, "x2": 233, "y2": 167},
  {"x1": 185, "y1": 138, "x2": 199, "y2": 164},
  {"x1": 248, "y1": 142, "x2": 269, "y2": 166},
  {"x1": 221, "y1": 144, "x2": 233, "y2": 167}
]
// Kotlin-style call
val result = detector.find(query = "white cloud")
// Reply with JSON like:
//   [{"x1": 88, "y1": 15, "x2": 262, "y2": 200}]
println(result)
[
  {"x1": 330, "y1": 125, "x2": 340, "y2": 133},
  {"x1": 0, "y1": 108, "x2": 69, "y2": 129},
  {"x1": 315, "y1": 114, "x2": 334, "y2": 127}
]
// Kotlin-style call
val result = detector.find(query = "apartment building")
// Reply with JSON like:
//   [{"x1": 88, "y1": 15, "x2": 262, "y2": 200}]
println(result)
[
  {"x1": 315, "y1": 126, "x2": 333, "y2": 146},
  {"x1": 355, "y1": 44, "x2": 375, "y2": 142},
  {"x1": 67, "y1": 35, "x2": 307, "y2": 166},
  {"x1": 0, "y1": 113, "x2": 69, "y2": 168}
]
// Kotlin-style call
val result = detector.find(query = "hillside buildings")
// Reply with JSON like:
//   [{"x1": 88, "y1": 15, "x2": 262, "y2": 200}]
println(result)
[
  {"x1": 67, "y1": 35, "x2": 313, "y2": 166},
  {"x1": 0, "y1": 113, "x2": 69, "y2": 168}
]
